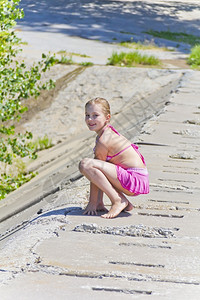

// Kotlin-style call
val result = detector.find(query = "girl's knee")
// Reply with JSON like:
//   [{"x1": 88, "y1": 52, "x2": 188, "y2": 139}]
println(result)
[{"x1": 79, "y1": 158, "x2": 93, "y2": 173}]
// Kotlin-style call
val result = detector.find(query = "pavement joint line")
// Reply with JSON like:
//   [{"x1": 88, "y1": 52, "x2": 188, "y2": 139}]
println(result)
[
  {"x1": 27, "y1": 264, "x2": 200, "y2": 286},
  {"x1": 109, "y1": 261, "x2": 165, "y2": 268},
  {"x1": 91, "y1": 286, "x2": 153, "y2": 295},
  {"x1": 137, "y1": 212, "x2": 184, "y2": 218},
  {"x1": 119, "y1": 242, "x2": 172, "y2": 249},
  {"x1": 148, "y1": 199, "x2": 190, "y2": 204}
]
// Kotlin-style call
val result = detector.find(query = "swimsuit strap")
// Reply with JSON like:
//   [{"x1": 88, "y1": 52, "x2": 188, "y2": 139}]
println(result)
[
  {"x1": 93, "y1": 124, "x2": 119, "y2": 153},
  {"x1": 107, "y1": 124, "x2": 120, "y2": 136},
  {"x1": 106, "y1": 144, "x2": 132, "y2": 161}
]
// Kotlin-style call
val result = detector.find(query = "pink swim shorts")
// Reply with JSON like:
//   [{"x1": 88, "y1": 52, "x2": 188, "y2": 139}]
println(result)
[{"x1": 116, "y1": 166, "x2": 149, "y2": 196}]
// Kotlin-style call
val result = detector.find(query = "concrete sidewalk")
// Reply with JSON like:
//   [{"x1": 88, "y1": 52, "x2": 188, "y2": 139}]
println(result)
[{"x1": 0, "y1": 70, "x2": 199, "y2": 299}]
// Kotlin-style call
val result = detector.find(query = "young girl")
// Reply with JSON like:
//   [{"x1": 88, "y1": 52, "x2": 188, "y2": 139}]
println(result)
[{"x1": 79, "y1": 97, "x2": 149, "y2": 219}]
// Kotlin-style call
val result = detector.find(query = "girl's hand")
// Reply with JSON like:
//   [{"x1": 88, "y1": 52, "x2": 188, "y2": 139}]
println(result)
[
  {"x1": 83, "y1": 202, "x2": 108, "y2": 215},
  {"x1": 83, "y1": 202, "x2": 98, "y2": 215}
]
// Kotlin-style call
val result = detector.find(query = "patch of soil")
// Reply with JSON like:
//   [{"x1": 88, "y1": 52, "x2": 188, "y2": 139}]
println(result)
[
  {"x1": 162, "y1": 59, "x2": 191, "y2": 69},
  {"x1": 14, "y1": 66, "x2": 85, "y2": 132}
]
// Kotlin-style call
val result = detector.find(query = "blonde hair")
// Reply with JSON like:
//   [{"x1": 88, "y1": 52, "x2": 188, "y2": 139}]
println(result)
[{"x1": 85, "y1": 97, "x2": 110, "y2": 117}]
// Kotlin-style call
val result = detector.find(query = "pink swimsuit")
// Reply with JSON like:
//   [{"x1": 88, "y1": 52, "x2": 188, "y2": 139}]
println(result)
[{"x1": 95, "y1": 125, "x2": 149, "y2": 196}]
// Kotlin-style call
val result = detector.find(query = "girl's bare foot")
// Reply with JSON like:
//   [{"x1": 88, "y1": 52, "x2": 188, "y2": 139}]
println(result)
[
  {"x1": 101, "y1": 198, "x2": 128, "y2": 219},
  {"x1": 123, "y1": 200, "x2": 134, "y2": 212}
]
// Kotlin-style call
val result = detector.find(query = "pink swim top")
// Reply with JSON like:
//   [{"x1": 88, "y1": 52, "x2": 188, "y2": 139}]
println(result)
[{"x1": 94, "y1": 125, "x2": 146, "y2": 165}]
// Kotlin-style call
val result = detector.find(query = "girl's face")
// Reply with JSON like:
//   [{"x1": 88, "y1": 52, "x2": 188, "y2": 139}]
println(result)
[{"x1": 85, "y1": 103, "x2": 110, "y2": 134}]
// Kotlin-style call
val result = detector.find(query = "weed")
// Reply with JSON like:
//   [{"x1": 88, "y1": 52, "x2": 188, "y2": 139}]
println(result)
[
  {"x1": 79, "y1": 62, "x2": 94, "y2": 66},
  {"x1": 187, "y1": 45, "x2": 200, "y2": 69},
  {"x1": 107, "y1": 51, "x2": 161, "y2": 67},
  {"x1": 58, "y1": 55, "x2": 74, "y2": 65},
  {"x1": 120, "y1": 31, "x2": 135, "y2": 35},
  {"x1": 145, "y1": 30, "x2": 200, "y2": 46},
  {"x1": 29, "y1": 135, "x2": 53, "y2": 152},
  {"x1": 57, "y1": 50, "x2": 90, "y2": 58},
  {"x1": 120, "y1": 40, "x2": 170, "y2": 51},
  {"x1": 12, "y1": 158, "x2": 26, "y2": 175}
]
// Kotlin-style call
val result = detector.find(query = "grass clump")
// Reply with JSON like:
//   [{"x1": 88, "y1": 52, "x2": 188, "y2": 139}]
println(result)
[
  {"x1": 107, "y1": 51, "x2": 161, "y2": 67},
  {"x1": 56, "y1": 51, "x2": 93, "y2": 66},
  {"x1": 145, "y1": 30, "x2": 200, "y2": 46},
  {"x1": 29, "y1": 135, "x2": 53, "y2": 152},
  {"x1": 120, "y1": 40, "x2": 155, "y2": 50},
  {"x1": 187, "y1": 45, "x2": 200, "y2": 68},
  {"x1": 79, "y1": 62, "x2": 94, "y2": 66},
  {"x1": 57, "y1": 50, "x2": 90, "y2": 58},
  {"x1": 119, "y1": 38, "x2": 170, "y2": 51},
  {"x1": 57, "y1": 55, "x2": 74, "y2": 65}
]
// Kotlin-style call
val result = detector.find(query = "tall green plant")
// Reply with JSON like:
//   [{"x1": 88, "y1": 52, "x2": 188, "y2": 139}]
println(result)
[
  {"x1": 0, "y1": 0, "x2": 55, "y2": 199},
  {"x1": 187, "y1": 45, "x2": 200, "y2": 68}
]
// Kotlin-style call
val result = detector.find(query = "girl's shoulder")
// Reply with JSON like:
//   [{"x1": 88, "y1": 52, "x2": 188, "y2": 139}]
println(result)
[{"x1": 99, "y1": 126, "x2": 121, "y2": 148}]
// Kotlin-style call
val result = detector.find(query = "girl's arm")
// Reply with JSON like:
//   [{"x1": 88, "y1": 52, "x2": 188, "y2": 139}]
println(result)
[
  {"x1": 83, "y1": 139, "x2": 108, "y2": 215},
  {"x1": 90, "y1": 182, "x2": 104, "y2": 205},
  {"x1": 83, "y1": 182, "x2": 104, "y2": 215},
  {"x1": 94, "y1": 139, "x2": 108, "y2": 161}
]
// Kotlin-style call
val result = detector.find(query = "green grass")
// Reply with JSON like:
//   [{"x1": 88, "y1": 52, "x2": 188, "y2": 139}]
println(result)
[
  {"x1": 57, "y1": 50, "x2": 90, "y2": 58},
  {"x1": 120, "y1": 40, "x2": 155, "y2": 50},
  {"x1": 29, "y1": 135, "x2": 53, "y2": 152},
  {"x1": 107, "y1": 51, "x2": 161, "y2": 67},
  {"x1": 57, "y1": 55, "x2": 74, "y2": 65},
  {"x1": 79, "y1": 62, "x2": 94, "y2": 66},
  {"x1": 56, "y1": 51, "x2": 93, "y2": 66},
  {"x1": 120, "y1": 31, "x2": 135, "y2": 35},
  {"x1": 187, "y1": 45, "x2": 200, "y2": 69},
  {"x1": 119, "y1": 40, "x2": 170, "y2": 51},
  {"x1": 118, "y1": 31, "x2": 173, "y2": 51},
  {"x1": 145, "y1": 30, "x2": 200, "y2": 46}
]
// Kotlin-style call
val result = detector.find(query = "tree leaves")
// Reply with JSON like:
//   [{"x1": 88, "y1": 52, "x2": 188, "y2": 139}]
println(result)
[{"x1": 0, "y1": 0, "x2": 55, "y2": 199}]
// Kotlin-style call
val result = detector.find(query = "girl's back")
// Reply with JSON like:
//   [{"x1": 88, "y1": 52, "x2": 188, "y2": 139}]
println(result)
[{"x1": 96, "y1": 125, "x2": 146, "y2": 169}]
